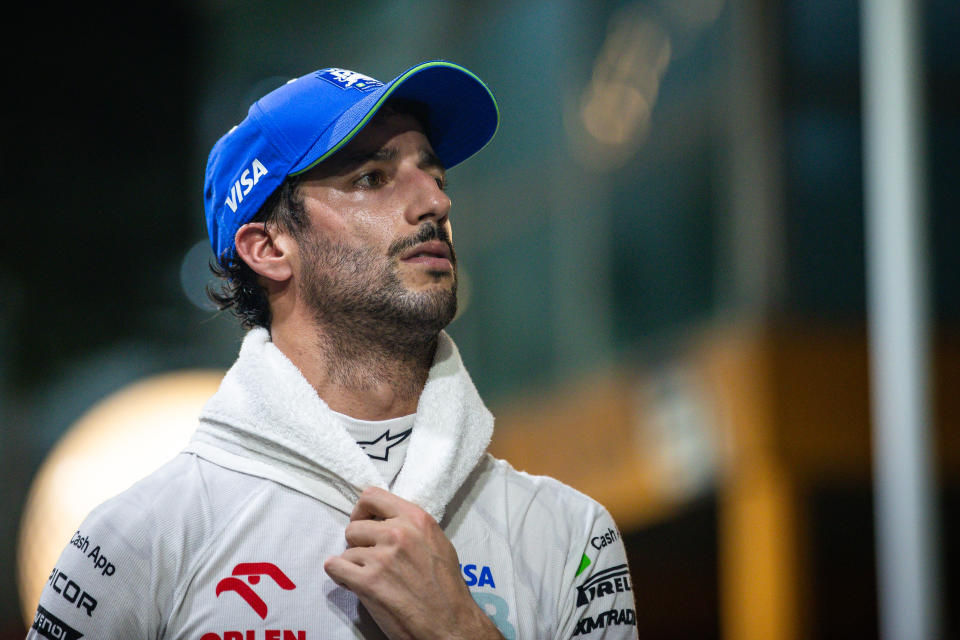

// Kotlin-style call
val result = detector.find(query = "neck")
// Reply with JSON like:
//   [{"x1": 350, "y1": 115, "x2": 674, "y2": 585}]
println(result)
[{"x1": 270, "y1": 314, "x2": 438, "y2": 421}]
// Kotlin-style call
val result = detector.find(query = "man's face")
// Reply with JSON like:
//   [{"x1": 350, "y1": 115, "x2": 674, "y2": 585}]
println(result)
[{"x1": 290, "y1": 110, "x2": 458, "y2": 341}]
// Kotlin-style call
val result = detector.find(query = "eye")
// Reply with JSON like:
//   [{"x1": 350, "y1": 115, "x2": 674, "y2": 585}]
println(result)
[
  {"x1": 355, "y1": 171, "x2": 385, "y2": 188},
  {"x1": 434, "y1": 174, "x2": 447, "y2": 191}
]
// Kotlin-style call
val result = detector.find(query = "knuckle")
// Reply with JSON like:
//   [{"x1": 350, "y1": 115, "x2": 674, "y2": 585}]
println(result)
[
  {"x1": 410, "y1": 509, "x2": 434, "y2": 530},
  {"x1": 378, "y1": 539, "x2": 401, "y2": 563},
  {"x1": 345, "y1": 520, "x2": 362, "y2": 534},
  {"x1": 385, "y1": 525, "x2": 406, "y2": 546}
]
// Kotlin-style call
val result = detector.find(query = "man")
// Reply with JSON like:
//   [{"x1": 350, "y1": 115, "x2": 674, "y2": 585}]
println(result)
[{"x1": 28, "y1": 61, "x2": 638, "y2": 639}]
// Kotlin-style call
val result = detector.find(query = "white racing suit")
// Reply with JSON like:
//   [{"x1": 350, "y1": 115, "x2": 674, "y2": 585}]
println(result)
[{"x1": 27, "y1": 329, "x2": 638, "y2": 639}]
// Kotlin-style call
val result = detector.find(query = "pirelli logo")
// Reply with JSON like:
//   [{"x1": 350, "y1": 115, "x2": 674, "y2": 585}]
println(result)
[{"x1": 576, "y1": 563, "x2": 632, "y2": 606}]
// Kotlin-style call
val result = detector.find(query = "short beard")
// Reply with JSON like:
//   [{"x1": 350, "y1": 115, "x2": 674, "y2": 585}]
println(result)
[{"x1": 297, "y1": 222, "x2": 458, "y2": 370}]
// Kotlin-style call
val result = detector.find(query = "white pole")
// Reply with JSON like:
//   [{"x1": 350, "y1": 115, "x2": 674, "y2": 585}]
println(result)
[{"x1": 861, "y1": 1, "x2": 940, "y2": 639}]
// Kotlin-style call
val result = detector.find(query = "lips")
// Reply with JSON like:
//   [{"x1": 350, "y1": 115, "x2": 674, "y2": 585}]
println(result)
[{"x1": 399, "y1": 240, "x2": 453, "y2": 268}]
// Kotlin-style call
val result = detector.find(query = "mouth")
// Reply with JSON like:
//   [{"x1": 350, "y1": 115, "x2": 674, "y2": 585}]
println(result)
[{"x1": 399, "y1": 240, "x2": 453, "y2": 270}]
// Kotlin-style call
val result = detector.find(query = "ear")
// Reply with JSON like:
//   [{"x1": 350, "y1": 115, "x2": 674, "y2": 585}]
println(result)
[{"x1": 234, "y1": 222, "x2": 295, "y2": 283}]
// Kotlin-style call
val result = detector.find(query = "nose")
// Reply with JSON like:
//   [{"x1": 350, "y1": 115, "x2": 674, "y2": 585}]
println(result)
[{"x1": 403, "y1": 167, "x2": 451, "y2": 227}]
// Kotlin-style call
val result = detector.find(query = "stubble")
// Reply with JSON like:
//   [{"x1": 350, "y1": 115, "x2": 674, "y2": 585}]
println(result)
[{"x1": 297, "y1": 222, "x2": 458, "y2": 393}]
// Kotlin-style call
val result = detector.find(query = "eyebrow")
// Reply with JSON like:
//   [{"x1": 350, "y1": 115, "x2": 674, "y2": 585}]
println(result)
[
  {"x1": 332, "y1": 146, "x2": 446, "y2": 174},
  {"x1": 340, "y1": 146, "x2": 397, "y2": 170},
  {"x1": 419, "y1": 148, "x2": 445, "y2": 172}
]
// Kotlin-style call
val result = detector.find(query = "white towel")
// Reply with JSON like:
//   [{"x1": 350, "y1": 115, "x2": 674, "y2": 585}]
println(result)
[{"x1": 192, "y1": 328, "x2": 494, "y2": 523}]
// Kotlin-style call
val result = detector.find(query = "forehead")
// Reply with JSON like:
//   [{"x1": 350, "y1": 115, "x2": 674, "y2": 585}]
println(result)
[
  {"x1": 303, "y1": 110, "x2": 435, "y2": 180},
  {"x1": 351, "y1": 110, "x2": 429, "y2": 152},
  {"x1": 303, "y1": 110, "x2": 441, "y2": 181}
]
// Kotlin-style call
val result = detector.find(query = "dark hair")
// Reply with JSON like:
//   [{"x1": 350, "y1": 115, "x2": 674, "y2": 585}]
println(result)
[{"x1": 207, "y1": 174, "x2": 307, "y2": 329}]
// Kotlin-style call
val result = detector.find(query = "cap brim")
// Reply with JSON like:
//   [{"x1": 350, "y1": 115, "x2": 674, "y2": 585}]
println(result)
[{"x1": 289, "y1": 60, "x2": 499, "y2": 175}]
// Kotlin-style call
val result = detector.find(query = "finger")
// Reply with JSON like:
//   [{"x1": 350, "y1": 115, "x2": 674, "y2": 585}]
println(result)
[
  {"x1": 350, "y1": 486, "x2": 412, "y2": 522},
  {"x1": 323, "y1": 555, "x2": 365, "y2": 591},
  {"x1": 337, "y1": 547, "x2": 371, "y2": 566},
  {"x1": 344, "y1": 519, "x2": 386, "y2": 548}
]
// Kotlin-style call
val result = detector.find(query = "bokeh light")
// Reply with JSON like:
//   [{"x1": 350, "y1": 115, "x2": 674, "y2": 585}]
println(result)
[
  {"x1": 180, "y1": 240, "x2": 220, "y2": 311},
  {"x1": 16, "y1": 370, "x2": 223, "y2": 625},
  {"x1": 567, "y1": 2, "x2": 672, "y2": 169}
]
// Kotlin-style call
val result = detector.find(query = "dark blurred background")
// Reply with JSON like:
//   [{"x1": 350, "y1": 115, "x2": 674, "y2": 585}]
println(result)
[{"x1": 2, "y1": 1, "x2": 958, "y2": 638}]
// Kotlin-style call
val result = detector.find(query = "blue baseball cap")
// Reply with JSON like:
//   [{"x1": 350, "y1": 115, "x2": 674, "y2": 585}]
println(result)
[{"x1": 204, "y1": 60, "x2": 499, "y2": 265}]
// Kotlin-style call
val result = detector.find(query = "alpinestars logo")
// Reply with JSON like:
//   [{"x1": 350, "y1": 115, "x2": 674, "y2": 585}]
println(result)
[
  {"x1": 358, "y1": 428, "x2": 412, "y2": 461},
  {"x1": 216, "y1": 563, "x2": 296, "y2": 619}
]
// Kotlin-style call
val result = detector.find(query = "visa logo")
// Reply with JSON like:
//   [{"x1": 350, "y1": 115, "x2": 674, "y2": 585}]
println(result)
[
  {"x1": 225, "y1": 158, "x2": 269, "y2": 213},
  {"x1": 460, "y1": 563, "x2": 496, "y2": 588}
]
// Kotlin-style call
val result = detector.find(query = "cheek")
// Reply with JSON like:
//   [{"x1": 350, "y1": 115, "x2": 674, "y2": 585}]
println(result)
[
  {"x1": 325, "y1": 219, "x2": 397, "y2": 260},
  {"x1": 321, "y1": 194, "x2": 393, "y2": 233},
  {"x1": 306, "y1": 201, "x2": 377, "y2": 247},
  {"x1": 303, "y1": 191, "x2": 411, "y2": 252}
]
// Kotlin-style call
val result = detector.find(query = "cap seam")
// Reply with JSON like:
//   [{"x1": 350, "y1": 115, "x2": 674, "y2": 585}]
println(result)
[{"x1": 249, "y1": 102, "x2": 301, "y2": 160}]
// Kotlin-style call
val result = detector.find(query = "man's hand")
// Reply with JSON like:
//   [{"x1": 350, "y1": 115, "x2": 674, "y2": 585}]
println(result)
[{"x1": 323, "y1": 487, "x2": 504, "y2": 640}]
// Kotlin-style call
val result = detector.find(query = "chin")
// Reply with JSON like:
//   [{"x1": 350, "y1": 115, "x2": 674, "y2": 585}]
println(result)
[{"x1": 405, "y1": 272, "x2": 456, "y2": 291}]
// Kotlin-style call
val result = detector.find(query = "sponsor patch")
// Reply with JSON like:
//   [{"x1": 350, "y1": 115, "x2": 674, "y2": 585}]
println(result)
[
  {"x1": 224, "y1": 158, "x2": 269, "y2": 213},
  {"x1": 357, "y1": 428, "x2": 412, "y2": 461},
  {"x1": 86, "y1": 546, "x2": 116, "y2": 577},
  {"x1": 576, "y1": 553, "x2": 591, "y2": 577},
  {"x1": 32, "y1": 604, "x2": 84, "y2": 640},
  {"x1": 215, "y1": 562, "x2": 296, "y2": 620},
  {"x1": 200, "y1": 632, "x2": 305, "y2": 640},
  {"x1": 48, "y1": 568, "x2": 98, "y2": 617},
  {"x1": 315, "y1": 69, "x2": 384, "y2": 92},
  {"x1": 575, "y1": 564, "x2": 631, "y2": 607},
  {"x1": 69, "y1": 531, "x2": 89, "y2": 554},
  {"x1": 459, "y1": 563, "x2": 496, "y2": 588},
  {"x1": 472, "y1": 592, "x2": 516, "y2": 640},
  {"x1": 590, "y1": 527, "x2": 620, "y2": 552},
  {"x1": 70, "y1": 531, "x2": 116, "y2": 577},
  {"x1": 572, "y1": 608, "x2": 636, "y2": 636}
]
